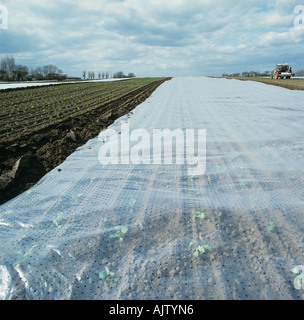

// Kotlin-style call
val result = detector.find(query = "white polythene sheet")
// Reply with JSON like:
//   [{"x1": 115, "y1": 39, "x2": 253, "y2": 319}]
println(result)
[
  {"x1": 0, "y1": 77, "x2": 304, "y2": 300},
  {"x1": 0, "y1": 78, "x2": 128, "y2": 90}
]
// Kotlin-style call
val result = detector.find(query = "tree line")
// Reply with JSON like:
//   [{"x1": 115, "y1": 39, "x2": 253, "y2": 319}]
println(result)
[
  {"x1": 294, "y1": 69, "x2": 304, "y2": 77},
  {"x1": 223, "y1": 69, "x2": 304, "y2": 78},
  {"x1": 82, "y1": 71, "x2": 136, "y2": 80},
  {"x1": 0, "y1": 55, "x2": 136, "y2": 82},
  {"x1": 222, "y1": 71, "x2": 272, "y2": 78},
  {"x1": 0, "y1": 55, "x2": 64, "y2": 81}
]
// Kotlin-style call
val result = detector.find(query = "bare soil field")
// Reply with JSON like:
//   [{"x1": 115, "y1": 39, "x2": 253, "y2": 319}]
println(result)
[
  {"x1": 223, "y1": 77, "x2": 304, "y2": 91},
  {"x1": 0, "y1": 78, "x2": 171, "y2": 205}
]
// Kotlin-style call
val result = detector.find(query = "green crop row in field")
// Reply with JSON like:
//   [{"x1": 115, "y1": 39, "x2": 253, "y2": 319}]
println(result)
[{"x1": 0, "y1": 78, "x2": 166, "y2": 139}]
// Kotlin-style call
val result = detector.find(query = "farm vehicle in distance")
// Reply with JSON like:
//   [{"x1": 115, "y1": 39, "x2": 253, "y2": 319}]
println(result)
[{"x1": 270, "y1": 63, "x2": 294, "y2": 79}]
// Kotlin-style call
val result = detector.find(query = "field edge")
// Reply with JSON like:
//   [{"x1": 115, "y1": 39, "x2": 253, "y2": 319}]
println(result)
[{"x1": 0, "y1": 77, "x2": 172, "y2": 205}]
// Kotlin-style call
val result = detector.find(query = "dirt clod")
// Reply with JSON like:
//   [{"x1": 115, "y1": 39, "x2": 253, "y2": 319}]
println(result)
[{"x1": 0, "y1": 78, "x2": 171, "y2": 205}]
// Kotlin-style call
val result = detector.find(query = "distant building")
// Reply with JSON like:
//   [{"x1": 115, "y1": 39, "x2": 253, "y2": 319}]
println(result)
[{"x1": 47, "y1": 73, "x2": 67, "y2": 80}]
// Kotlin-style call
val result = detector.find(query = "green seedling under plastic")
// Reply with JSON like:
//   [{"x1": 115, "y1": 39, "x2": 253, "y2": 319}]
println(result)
[
  {"x1": 290, "y1": 266, "x2": 304, "y2": 289},
  {"x1": 53, "y1": 213, "x2": 64, "y2": 227},
  {"x1": 267, "y1": 221, "x2": 275, "y2": 233},
  {"x1": 192, "y1": 209, "x2": 206, "y2": 221},
  {"x1": 71, "y1": 193, "x2": 82, "y2": 203},
  {"x1": 187, "y1": 190, "x2": 200, "y2": 197},
  {"x1": 129, "y1": 198, "x2": 136, "y2": 214},
  {"x1": 188, "y1": 175, "x2": 198, "y2": 182},
  {"x1": 99, "y1": 266, "x2": 120, "y2": 284},
  {"x1": 285, "y1": 174, "x2": 296, "y2": 181},
  {"x1": 109, "y1": 226, "x2": 129, "y2": 242},
  {"x1": 189, "y1": 242, "x2": 212, "y2": 257},
  {"x1": 15, "y1": 248, "x2": 32, "y2": 266}
]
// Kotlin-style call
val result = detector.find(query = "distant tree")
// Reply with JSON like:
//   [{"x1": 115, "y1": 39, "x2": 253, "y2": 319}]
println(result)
[
  {"x1": 13, "y1": 65, "x2": 29, "y2": 81},
  {"x1": 0, "y1": 67, "x2": 6, "y2": 80},
  {"x1": 0, "y1": 55, "x2": 15, "y2": 80},
  {"x1": 30, "y1": 67, "x2": 44, "y2": 80},
  {"x1": 43, "y1": 65, "x2": 49, "y2": 77},
  {"x1": 82, "y1": 70, "x2": 86, "y2": 79},
  {"x1": 127, "y1": 73, "x2": 136, "y2": 78},
  {"x1": 113, "y1": 71, "x2": 125, "y2": 78},
  {"x1": 0, "y1": 55, "x2": 66, "y2": 81},
  {"x1": 105, "y1": 72, "x2": 109, "y2": 79},
  {"x1": 87, "y1": 71, "x2": 95, "y2": 80},
  {"x1": 295, "y1": 69, "x2": 304, "y2": 76},
  {"x1": 43, "y1": 64, "x2": 61, "y2": 77},
  {"x1": 98, "y1": 72, "x2": 101, "y2": 80},
  {"x1": 102, "y1": 71, "x2": 105, "y2": 79}
]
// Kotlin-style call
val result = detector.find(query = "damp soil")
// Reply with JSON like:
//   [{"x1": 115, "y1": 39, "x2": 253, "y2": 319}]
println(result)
[{"x1": 0, "y1": 78, "x2": 171, "y2": 205}]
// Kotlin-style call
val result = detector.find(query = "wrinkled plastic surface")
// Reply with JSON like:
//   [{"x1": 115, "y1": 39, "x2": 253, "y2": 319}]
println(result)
[{"x1": 0, "y1": 77, "x2": 304, "y2": 300}]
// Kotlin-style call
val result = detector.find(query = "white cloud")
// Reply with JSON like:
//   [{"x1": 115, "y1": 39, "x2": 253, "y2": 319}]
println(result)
[{"x1": 1, "y1": 0, "x2": 303, "y2": 76}]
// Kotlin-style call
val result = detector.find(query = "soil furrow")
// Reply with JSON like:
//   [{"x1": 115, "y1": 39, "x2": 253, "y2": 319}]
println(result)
[{"x1": 0, "y1": 78, "x2": 171, "y2": 205}]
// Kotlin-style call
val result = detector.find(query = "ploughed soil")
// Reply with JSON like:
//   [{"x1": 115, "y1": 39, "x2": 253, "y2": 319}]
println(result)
[
  {"x1": 0, "y1": 78, "x2": 171, "y2": 205},
  {"x1": 223, "y1": 77, "x2": 304, "y2": 91}
]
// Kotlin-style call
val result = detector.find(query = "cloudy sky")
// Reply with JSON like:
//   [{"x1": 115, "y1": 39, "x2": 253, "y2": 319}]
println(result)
[{"x1": 0, "y1": 0, "x2": 303, "y2": 77}]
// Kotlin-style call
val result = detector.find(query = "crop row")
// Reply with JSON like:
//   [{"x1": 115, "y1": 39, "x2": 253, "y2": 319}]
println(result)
[{"x1": 0, "y1": 78, "x2": 164, "y2": 140}]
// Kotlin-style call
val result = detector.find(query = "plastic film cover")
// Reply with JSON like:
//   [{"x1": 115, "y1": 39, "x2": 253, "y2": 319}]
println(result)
[{"x1": 0, "y1": 77, "x2": 304, "y2": 300}]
